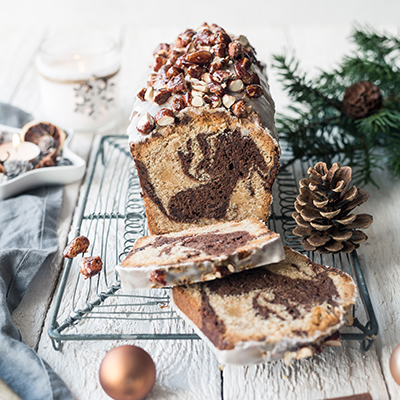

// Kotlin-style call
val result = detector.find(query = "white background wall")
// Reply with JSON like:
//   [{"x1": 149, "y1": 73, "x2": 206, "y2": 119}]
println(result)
[
  {"x1": 1, "y1": 0, "x2": 399, "y2": 29},
  {"x1": 0, "y1": 0, "x2": 398, "y2": 117}
]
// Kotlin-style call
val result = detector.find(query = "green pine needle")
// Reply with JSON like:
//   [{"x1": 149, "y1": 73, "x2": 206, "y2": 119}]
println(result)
[{"x1": 272, "y1": 26, "x2": 400, "y2": 188}]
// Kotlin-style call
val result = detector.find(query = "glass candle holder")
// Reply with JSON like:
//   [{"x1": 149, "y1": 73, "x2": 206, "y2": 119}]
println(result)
[{"x1": 36, "y1": 33, "x2": 121, "y2": 132}]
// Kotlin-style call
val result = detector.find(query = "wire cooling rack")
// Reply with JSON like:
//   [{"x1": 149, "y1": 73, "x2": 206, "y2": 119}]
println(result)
[{"x1": 48, "y1": 135, "x2": 378, "y2": 351}]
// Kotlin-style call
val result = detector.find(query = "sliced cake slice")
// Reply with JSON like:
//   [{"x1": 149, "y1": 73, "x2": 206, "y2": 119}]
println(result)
[
  {"x1": 171, "y1": 246, "x2": 356, "y2": 365},
  {"x1": 116, "y1": 218, "x2": 284, "y2": 290}
]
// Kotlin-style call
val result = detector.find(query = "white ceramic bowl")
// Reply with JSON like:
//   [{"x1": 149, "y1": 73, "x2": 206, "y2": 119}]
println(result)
[{"x1": 0, "y1": 124, "x2": 86, "y2": 200}]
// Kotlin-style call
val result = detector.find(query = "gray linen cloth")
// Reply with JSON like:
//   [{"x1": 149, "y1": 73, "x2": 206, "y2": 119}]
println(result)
[{"x1": 0, "y1": 105, "x2": 73, "y2": 399}]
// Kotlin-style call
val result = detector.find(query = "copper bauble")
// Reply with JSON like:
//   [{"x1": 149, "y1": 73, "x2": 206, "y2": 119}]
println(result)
[
  {"x1": 99, "y1": 345, "x2": 156, "y2": 400},
  {"x1": 390, "y1": 343, "x2": 400, "y2": 385}
]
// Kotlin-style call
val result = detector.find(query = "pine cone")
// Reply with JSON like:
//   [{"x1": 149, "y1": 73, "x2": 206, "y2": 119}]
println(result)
[
  {"x1": 292, "y1": 162, "x2": 373, "y2": 254},
  {"x1": 342, "y1": 81, "x2": 382, "y2": 120}
]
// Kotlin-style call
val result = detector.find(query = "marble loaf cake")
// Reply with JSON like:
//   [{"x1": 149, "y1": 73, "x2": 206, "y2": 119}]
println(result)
[
  {"x1": 128, "y1": 23, "x2": 280, "y2": 235},
  {"x1": 172, "y1": 247, "x2": 356, "y2": 365},
  {"x1": 117, "y1": 218, "x2": 285, "y2": 289}
]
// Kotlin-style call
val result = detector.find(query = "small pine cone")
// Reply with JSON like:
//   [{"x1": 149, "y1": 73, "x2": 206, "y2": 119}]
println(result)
[
  {"x1": 292, "y1": 162, "x2": 373, "y2": 254},
  {"x1": 342, "y1": 81, "x2": 382, "y2": 120}
]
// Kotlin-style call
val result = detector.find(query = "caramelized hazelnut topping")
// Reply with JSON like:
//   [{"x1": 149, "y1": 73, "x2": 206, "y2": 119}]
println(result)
[{"x1": 63, "y1": 235, "x2": 90, "y2": 258}]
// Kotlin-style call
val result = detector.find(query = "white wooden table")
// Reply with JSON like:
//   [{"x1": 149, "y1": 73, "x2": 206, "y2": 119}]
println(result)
[{"x1": 2, "y1": 23, "x2": 400, "y2": 400}]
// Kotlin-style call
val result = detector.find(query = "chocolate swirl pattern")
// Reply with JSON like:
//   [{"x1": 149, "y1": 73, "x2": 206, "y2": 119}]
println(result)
[{"x1": 135, "y1": 128, "x2": 279, "y2": 228}]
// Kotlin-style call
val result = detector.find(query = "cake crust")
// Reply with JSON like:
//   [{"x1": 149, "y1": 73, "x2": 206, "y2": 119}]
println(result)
[
  {"x1": 172, "y1": 247, "x2": 356, "y2": 365},
  {"x1": 117, "y1": 218, "x2": 285, "y2": 290}
]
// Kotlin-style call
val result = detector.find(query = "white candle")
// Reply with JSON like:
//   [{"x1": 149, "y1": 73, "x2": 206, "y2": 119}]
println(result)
[
  {"x1": 0, "y1": 133, "x2": 40, "y2": 162},
  {"x1": 36, "y1": 33, "x2": 121, "y2": 132}
]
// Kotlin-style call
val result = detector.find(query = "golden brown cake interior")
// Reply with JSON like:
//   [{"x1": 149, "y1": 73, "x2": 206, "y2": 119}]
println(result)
[
  {"x1": 132, "y1": 109, "x2": 279, "y2": 235},
  {"x1": 172, "y1": 247, "x2": 356, "y2": 362}
]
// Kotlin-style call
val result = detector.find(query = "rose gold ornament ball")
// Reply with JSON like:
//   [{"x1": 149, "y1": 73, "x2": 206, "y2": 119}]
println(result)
[
  {"x1": 99, "y1": 345, "x2": 156, "y2": 400},
  {"x1": 390, "y1": 344, "x2": 400, "y2": 385}
]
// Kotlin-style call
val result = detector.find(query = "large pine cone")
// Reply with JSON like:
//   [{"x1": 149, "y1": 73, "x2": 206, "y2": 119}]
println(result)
[
  {"x1": 293, "y1": 162, "x2": 373, "y2": 254},
  {"x1": 342, "y1": 81, "x2": 382, "y2": 120}
]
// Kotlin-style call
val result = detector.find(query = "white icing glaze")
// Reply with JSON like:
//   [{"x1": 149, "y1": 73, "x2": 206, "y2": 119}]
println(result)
[
  {"x1": 170, "y1": 261, "x2": 358, "y2": 366},
  {"x1": 116, "y1": 234, "x2": 285, "y2": 290},
  {"x1": 171, "y1": 300, "x2": 346, "y2": 365}
]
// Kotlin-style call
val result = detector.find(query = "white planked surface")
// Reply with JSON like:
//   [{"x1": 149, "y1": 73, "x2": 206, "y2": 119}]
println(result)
[{"x1": 0, "y1": 17, "x2": 399, "y2": 400}]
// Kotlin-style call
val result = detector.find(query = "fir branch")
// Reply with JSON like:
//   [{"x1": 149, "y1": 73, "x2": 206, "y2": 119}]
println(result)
[
  {"x1": 386, "y1": 131, "x2": 400, "y2": 176},
  {"x1": 272, "y1": 54, "x2": 343, "y2": 110},
  {"x1": 272, "y1": 26, "x2": 400, "y2": 188},
  {"x1": 352, "y1": 27, "x2": 400, "y2": 58}
]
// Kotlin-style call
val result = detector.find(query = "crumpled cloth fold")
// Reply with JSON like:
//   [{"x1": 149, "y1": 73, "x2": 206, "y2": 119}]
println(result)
[{"x1": 0, "y1": 186, "x2": 73, "y2": 400}]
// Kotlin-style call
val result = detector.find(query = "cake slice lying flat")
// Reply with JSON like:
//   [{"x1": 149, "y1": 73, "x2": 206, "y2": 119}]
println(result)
[
  {"x1": 172, "y1": 247, "x2": 356, "y2": 365},
  {"x1": 116, "y1": 218, "x2": 284, "y2": 290}
]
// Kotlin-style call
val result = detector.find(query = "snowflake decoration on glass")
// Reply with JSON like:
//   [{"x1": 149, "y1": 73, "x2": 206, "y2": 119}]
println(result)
[{"x1": 73, "y1": 77, "x2": 116, "y2": 119}]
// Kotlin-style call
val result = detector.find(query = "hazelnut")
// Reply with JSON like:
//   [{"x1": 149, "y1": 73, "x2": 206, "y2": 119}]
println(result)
[
  {"x1": 192, "y1": 81, "x2": 208, "y2": 92},
  {"x1": 186, "y1": 41, "x2": 196, "y2": 53},
  {"x1": 238, "y1": 57, "x2": 251, "y2": 70},
  {"x1": 197, "y1": 22, "x2": 210, "y2": 32},
  {"x1": 171, "y1": 97, "x2": 185, "y2": 113},
  {"x1": 175, "y1": 32, "x2": 194, "y2": 48},
  {"x1": 191, "y1": 89, "x2": 204, "y2": 98},
  {"x1": 168, "y1": 49, "x2": 185, "y2": 64},
  {"x1": 252, "y1": 72, "x2": 260, "y2": 85},
  {"x1": 202, "y1": 73, "x2": 212, "y2": 83},
  {"x1": 183, "y1": 92, "x2": 192, "y2": 107},
  {"x1": 63, "y1": 235, "x2": 90, "y2": 258},
  {"x1": 208, "y1": 81, "x2": 225, "y2": 97},
  {"x1": 187, "y1": 65, "x2": 206, "y2": 79},
  {"x1": 137, "y1": 112, "x2": 155, "y2": 135},
  {"x1": 175, "y1": 55, "x2": 191, "y2": 69},
  {"x1": 137, "y1": 88, "x2": 146, "y2": 101},
  {"x1": 222, "y1": 94, "x2": 236, "y2": 109},
  {"x1": 191, "y1": 96, "x2": 204, "y2": 107},
  {"x1": 209, "y1": 57, "x2": 227, "y2": 73},
  {"x1": 196, "y1": 29, "x2": 213, "y2": 46},
  {"x1": 159, "y1": 65, "x2": 169, "y2": 83},
  {"x1": 211, "y1": 43, "x2": 227, "y2": 58},
  {"x1": 80, "y1": 256, "x2": 103, "y2": 279},
  {"x1": 228, "y1": 41, "x2": 243, "y2": 60},
  {"x1": 147, "y1": 73, "x2": 157, "y2": 87},
  {"x1": 242, "y1": 47, "x2": 255, "y2": 61},
  {"x1": 153, "y1": 43, "x2": 170, "y2": 56},
  {"x1": 234, "y1": 64, "x2": 252, "y2": 84},
  {"x1": 153, "y1": 89, "x2": 171, "y2": 105},
  {"x1": 210, "y1": 94, "x2": 222, "y2": 108},
  {"x1": 245, "y1": 84, "x2": 263, "y2": 98},
  {"x1": 211, "y1": 30, "x2": 231, "y2": 45},
  {"x1": 238, "y1": 35, "x2": 249, "y2": 46},
  {"x1": 144, "y1": 86, "x2": 154, "y2": 101},
  {"x1": 166, "y1": 65, "x2": 183, "y2": 79},
  {"x1": 211, "y1": 70, "x2": 232, "y2": 83},
  {"x1": 232, "y1": 99, "x2": 247, "y2": 116},
  {"x1": 228, "y1": 79, "x2": 244, "y2": 92},
  {"x1": 203, "y1": 95, "x2": 211, "y2": 104},
  {"x1": 186, "y1": 50, "x2": 213, "y2": 65},
  {"x1": 155, "y1": 108, "x2": 175, "y2": 126},
  {"x1": 184, "y1": 28, "x2": 196, "y2": 37},
  {"x1": 149, "y1": 269, "x2": 167, "y2": 286},
  {"x1": 227, "y1": 263, "x2": 235, "y2": 273},
  {"x1": 166, "y1": 73, "x2": 187, "y2": 94},
  {"x1": 153, "y1": 55, "x2": 167, "y2": 72}
]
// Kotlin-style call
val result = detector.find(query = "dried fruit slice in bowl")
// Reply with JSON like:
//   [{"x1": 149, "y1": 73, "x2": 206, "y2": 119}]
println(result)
[{"x1": 21, "y1": 120, "x2": 67, "y2": 154}]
